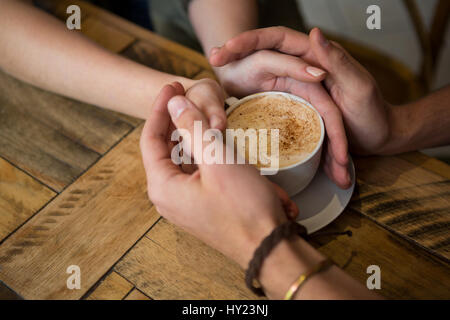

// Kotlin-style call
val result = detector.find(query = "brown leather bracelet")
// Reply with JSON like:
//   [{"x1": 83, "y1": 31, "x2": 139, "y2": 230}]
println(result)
[{"x1": 245, "y1": 221, "x2": 308, "y2": 296}]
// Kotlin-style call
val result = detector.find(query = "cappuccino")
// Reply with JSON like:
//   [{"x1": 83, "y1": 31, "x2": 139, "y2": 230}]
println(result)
[{"x1": 227, "y1": 95, "x2": 321, "y2": 169}]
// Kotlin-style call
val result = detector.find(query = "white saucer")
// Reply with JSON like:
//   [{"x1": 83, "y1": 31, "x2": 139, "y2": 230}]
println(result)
[{"x1": 293, "y1": 156, "x2": 355, "y2": 234}]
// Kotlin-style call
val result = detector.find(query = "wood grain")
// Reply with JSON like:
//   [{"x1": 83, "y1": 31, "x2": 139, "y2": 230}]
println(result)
[
  {"x1": 115, "y1": 218, "x2": 262, "y2": 300},
  {"x1": 351, "y1": 156, "x2": 450, "y2": 260},
  {"x1": 311, "y1": 209, "x2": 450, "y2": 299},
  {"x1": 124, "y1": 288, "x2": 151, "y2": 300},
  {"x1": 0, "y1": 70, "x2": 135, "y2": 191},
  {"x1": 0, "y1": 158, "x2": 55, "y2": 242},
  {"x1": 81, "y1": 16, "x2": 135, "y2": 53},
  {"x1": 86, "y1": 271, "x2": 133, "y2": 300},
  {"x1": 0, "y1": 126, "x2": 159, "y2": 299},
  {"x1": 122, "y1": 41, "x2": 202, "y2": 79},
  {"x1": 38, "y1": 0, "x2": 213, "y2": 71},
  {"x1": 399, "y1": 152, "x2": 450, "y2": 179}
]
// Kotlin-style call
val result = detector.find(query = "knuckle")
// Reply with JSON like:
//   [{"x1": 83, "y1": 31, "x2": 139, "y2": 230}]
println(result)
[
  {"x1": 358, "y1": 77, "x2": 378, "y2": 98},
  {"x1": 334, "y1": 47, "x2": 350, "y2": 65},
  {"x1": 273, "y1": 25, "x2": 288, "y2": 33}
]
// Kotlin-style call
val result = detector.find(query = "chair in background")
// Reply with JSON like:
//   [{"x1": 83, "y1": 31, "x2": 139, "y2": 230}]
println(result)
[{"x1": 304, "y1": 0, "x2": 449, "y2": 105}]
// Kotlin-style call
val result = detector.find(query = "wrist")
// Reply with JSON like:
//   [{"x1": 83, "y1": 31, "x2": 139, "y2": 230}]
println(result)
[
  {"x1": 175, "y1": 76, "x2": 196, "y2": 91},
  {"x1": 258, "y1": 236, "x2": 324, "y2": 299},
  {"x1": 240, "y1": 216, "x2": 325, "y2": 299},
  {"x1": 376, "y1": 102, "x2": 414, "y2": 155}
]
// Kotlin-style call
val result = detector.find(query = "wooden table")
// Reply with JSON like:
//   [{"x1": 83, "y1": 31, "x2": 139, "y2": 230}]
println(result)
[{"x1": 0, "y1": 0, "x2": 449, "y2": 300}]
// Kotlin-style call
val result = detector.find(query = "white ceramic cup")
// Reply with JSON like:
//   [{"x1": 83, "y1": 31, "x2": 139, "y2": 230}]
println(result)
[{"x1": 226, "y1": 92, "x2": 325, "y2": 197}]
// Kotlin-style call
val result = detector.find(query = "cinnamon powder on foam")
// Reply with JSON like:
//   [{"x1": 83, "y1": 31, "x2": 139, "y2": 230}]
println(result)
[{"x1": 227, "y1": 95, "x2": 321, "y2": 168}]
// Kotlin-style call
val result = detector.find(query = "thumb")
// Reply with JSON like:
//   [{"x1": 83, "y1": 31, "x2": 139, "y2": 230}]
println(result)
[
  {"x1": 168, "y1": 96, "x2": 224, "y2": 167},
  {"x1": 168, "y1": 96, "x2": 209, "y2": 163},
  {"x1": 309, "y1": 28, "x2": 365, "y2": 91}
]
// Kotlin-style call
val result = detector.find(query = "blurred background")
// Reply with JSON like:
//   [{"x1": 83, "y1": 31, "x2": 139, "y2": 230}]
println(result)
[{"x1": 89, "y1": 0, "x2": 449, "y2": 100}]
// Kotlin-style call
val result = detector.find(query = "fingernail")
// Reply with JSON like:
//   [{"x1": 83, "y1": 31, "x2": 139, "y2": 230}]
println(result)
[
  {"x1": 345, "y1": 171, "x2": 351, "y2": 187},
  {"x1": 317, "y1": 29, "x2": 329, "y2": 48},
  {"x1": 306, "y1": 66, "x2": 326, "y2": 77},
  {"x1": 210, "y1": 115, "x2": 222, "y2": 129},
  {"x1": 168, "y1": 97, "x2": 188, "y2": 120},
  {"x1": 210, "y1": 47, "x2": 219, "y2": 56}
]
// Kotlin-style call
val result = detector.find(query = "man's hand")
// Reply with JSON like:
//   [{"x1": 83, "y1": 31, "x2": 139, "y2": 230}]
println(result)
[
  {"x1": 210, "y1": 28, "x2": 354, "y2": 189},
  {"x1": 140, "y1": 82, "x2": 298, "y2": 268},
  {"x1": 210, "y1": 27, "x2": 391, "y2": 156}
]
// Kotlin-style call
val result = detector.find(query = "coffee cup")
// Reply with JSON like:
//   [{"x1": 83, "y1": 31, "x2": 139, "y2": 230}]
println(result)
[{"x1": 226, "y1": 92, "x2": 325, "y2": 197}]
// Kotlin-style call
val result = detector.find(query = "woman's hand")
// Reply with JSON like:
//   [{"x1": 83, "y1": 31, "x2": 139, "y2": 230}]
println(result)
[
  {"x1": 210, "y1": 48, "x2": 327, "y2": 98},
  {"x1": 185, "y1": 78, "x2": 227, "y2": 130},
  {"x1": 140, "y1": 82, "x2": 298, "y2": 268}
]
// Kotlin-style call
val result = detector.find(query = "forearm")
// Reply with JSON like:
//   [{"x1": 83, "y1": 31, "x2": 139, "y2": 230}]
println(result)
[
  {"x1": 0, "y1": 0, "x2": 195, "y2": 119},
  {"x1": 380, "y1": 86, "x2": 450, "y2": 155},
  {"x1": 188, "y1": 0, "x2": 258, "y2": 79},
  {"x1": 257, "y1": 237, "x2": 381, "y2": 299}
]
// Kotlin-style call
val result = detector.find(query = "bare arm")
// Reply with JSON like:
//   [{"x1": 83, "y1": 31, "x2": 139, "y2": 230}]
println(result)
[
  {"x1": 382, "y1": 86, "x2": 450, "y2": 155},
  {"x1": 0, "y1": 0, "x2": 195, "y2": 119}
]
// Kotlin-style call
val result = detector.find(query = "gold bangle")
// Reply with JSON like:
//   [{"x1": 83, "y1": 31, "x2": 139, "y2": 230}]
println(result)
[{"x1": 284, "y1": 259, "x2": 334, "y2": 300}]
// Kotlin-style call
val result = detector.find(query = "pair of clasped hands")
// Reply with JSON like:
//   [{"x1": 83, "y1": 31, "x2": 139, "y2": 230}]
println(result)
[{"x1": 140, "y1": 27, "x2": 388, "y2": 275}]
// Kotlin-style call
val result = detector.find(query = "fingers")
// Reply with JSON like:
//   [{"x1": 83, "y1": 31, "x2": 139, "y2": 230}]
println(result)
[
  {"x1": 309, "y1": 28, "x2": 367, "y2": 93},
  {"x1": 140, "y1": 83, "x2": 186, "y2": 189},
  {"x1": 272, "y1": 182, "x2": 300, "y2": 220},
  {"x1": 290, "y1": 82, "x2": 349, "y2": 166},
  {"x1": 323, "y1": 141, "x2": 352, "y2": 189},
  {"x1": 253, "y1": 50, "x2": 326, "y2": 83},
  {"x1": 171, "y1": 81, "x2": 185, "y2": 96},
  {"x1": 210, "y1": 26, "x2": 317, "y2": 67},
  {"x1": 187, "y1": 79, "x2": 227, "y2": 130},
  {"x1": 167, "y1": 95, "x2": 212, "y2": 163},
  {"x1": 209, "y1": 46, "x2": 243, "y2": 69}
]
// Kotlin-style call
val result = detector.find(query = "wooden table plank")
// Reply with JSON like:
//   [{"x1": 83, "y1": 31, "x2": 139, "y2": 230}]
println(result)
[
  {"x1": 38, "y1": 0, "x2": 213, "y2": 71},
  {"x1": 122, "y1": 41, "x2": 203, "y2": 79},
  {"x1": 116, "y1": 210, "x2": 450, "y2": 300},
  {"x1": 399, "y1": 152, "x2": 450, "y2": 179},
  {"x1": 38, "y1": 0, "x2": 212, "y2": 72},
  {"x1": 0, "y1": 71, "x2": 135, "y2": 191},
  {"x1": 115, "y1": 218, "x2": 261, "y2": 300},
  {"x1": 81, "y1": 16, "x2": 135, "y2": 53},
  {"x1": 311, "y1": 209, "x2": 450, "y2": 299},
  {"x1": 86, "y1": 271, "x2": 133, "y2": 300},
  {"x1": 351, "y1": 156, "x2": 450, "y2": 260},
  {"x1": 0, "y1": 126, "x2": 159, "y2": 299},
  {"x1": 124, "y1": 288, "x2": 151, "y2": 300},
  {"x1": 0, "y1": 281, "x2": 22, "y2": 300},
  {"x1": 0, "y1": 158, "x2": 55, "y2": 242}
]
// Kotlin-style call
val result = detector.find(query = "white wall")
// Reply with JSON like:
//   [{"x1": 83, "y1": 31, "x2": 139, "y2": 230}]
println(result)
[{"x1": 297, "y1": 0, "x2": 450, "y2": 89}]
